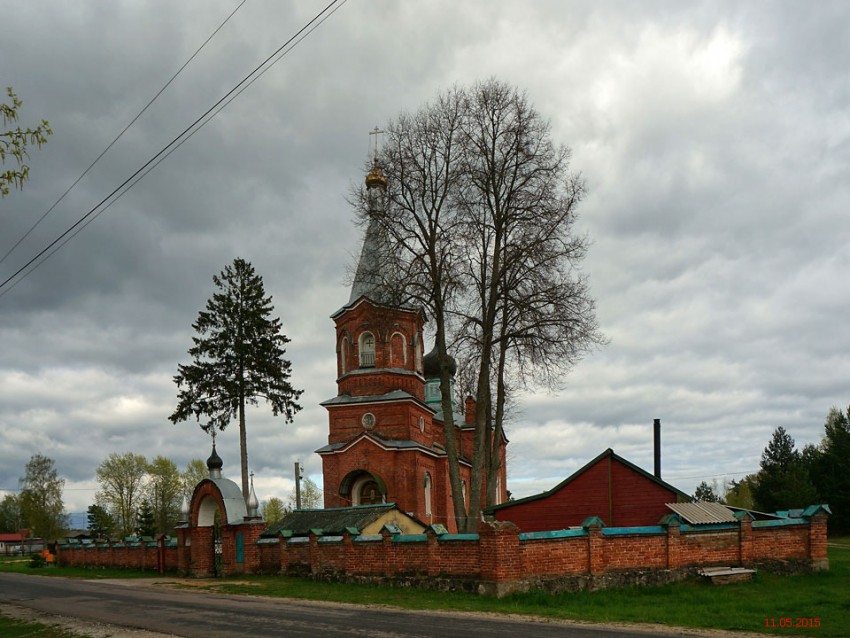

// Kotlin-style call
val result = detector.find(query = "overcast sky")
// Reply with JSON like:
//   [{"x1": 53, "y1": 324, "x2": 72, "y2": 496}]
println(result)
[{"x1": 2, "y1": 1, "x2": 848, "y2": 517}]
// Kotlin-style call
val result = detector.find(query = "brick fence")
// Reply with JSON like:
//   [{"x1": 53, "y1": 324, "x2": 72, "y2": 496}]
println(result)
[
  {"x1": 56, "y1": 508, "x2": 829, "y2": 596},
  {"x1": 57, "y1": 537, "x2": 178, "y2": 574}
]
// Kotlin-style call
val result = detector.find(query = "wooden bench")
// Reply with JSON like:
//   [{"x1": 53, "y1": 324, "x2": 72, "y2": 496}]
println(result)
[{"x1": 698, "y1": 566, "x2": 756, "y2": 584}]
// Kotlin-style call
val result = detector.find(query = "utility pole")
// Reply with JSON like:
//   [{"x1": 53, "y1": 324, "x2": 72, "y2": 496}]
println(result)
[{"x1": 294, "y1": 461, "x2": 303, "y2": 509}]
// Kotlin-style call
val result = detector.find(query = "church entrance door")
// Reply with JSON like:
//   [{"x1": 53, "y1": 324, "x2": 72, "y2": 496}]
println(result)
[
  {"x1": 358, "y1": 479, "x2": 383, "y2": 505},
  {"x1": 212, "y1": 515, "x2": 223, "y2": 577}
]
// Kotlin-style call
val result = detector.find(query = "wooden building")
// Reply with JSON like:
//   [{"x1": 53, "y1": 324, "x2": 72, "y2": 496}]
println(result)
[{"x1": 486, "y1": 448, "x2": 689, "y2": 532}]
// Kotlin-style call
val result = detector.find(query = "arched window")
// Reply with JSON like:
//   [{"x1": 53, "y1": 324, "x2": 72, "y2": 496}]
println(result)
[
  {"x1": 338, "y1": 335, "x2": 349, "y2": 375},
  {"x1": 495, "y1": 475, "x2": 502, "y2": 505},
  {"x1": 390, "y1": 332, "x2": 407, "y2": 368},
  {"x1": 359, "y1": 331, "x2": 375, "y2": 368},
  {"x1": 413, "y1": 334, "x2": 422, "y2": 373},
  {"x1": 424, "y1": 472, "x2": 432, "y2": 516},
  {"x1": 350, "y1": 473, "x2": 385, "y2": 505}
]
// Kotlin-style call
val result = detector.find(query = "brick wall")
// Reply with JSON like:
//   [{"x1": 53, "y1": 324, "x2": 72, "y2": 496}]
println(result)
[
  {"x1": 753, "y1": 524, "x2": 810, "y2": 560},
  {"x1": 56, "y1": 541, "x2": 177, "y2": 574},
  {"x1": 57, "y1": 509, "x2": 829, "y2": 597}
]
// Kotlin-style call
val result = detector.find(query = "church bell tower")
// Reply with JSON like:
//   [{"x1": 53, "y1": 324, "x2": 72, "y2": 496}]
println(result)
[{"x1": 316, "y1": 147, "x2": 508, "y2": 532}]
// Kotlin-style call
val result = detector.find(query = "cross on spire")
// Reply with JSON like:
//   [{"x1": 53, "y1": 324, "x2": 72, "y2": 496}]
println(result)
[{"x1": 369, "y1": 126, "x2": 384, "y2": 163}]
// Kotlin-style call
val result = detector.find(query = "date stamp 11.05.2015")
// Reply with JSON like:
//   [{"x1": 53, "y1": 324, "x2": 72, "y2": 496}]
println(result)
[{"x1": 764, "y1": 617, "x2": 821, "y2": 629}]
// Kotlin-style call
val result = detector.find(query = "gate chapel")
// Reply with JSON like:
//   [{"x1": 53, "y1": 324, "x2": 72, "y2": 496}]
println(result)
[{"x1": 316, "y1": 161, "x2": 508, "y2": 533}]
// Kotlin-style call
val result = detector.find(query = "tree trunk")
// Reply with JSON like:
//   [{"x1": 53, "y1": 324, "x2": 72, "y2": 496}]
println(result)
[
  {"x1": 486, "y1": 336, "x2": 508, "y2": 507},
  {"x1": 433, "y1": 283, "x2": 467, "y2": 533},
  {"x1": 239, "y1": 396, "x2": 248, "y2": 501},
  {"x1": 238, "y1": 272, "x2": 249, "y2": 501}
]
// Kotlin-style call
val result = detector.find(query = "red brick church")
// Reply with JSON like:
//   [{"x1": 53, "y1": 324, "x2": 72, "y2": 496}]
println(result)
[{"x1": 316, "y1": 162, "x2": 508, "y2": 533}]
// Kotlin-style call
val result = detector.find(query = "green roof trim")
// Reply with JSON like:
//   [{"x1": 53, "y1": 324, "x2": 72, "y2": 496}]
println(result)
[
  {"x1": 519, "y1": 528, "x2": 587, "y2": 541},
  {"x1": 659, "y1": 513, "x2": 683, "y2": 526},
  {"x1": 392, "y1": 534, "x2": 427, "y2": 543},
  {"x1": 438, "y1": 533, "x2": 479, "y2": 541},
  {"x1": 287, "y1": 536, "x2": 309, "y2": 544},
  {"x1": 802, "y1": 504, "x2": 832, "y2": 518},
  {"x1": 581, "y1": 516, "x2": 606, "y2": 529},
  {"x1": 603, "y1": 525, "x2": 665, "y2": 536}
]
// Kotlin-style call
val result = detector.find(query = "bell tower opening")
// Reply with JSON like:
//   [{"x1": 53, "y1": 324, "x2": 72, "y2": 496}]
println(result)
[{"x1": 358, "y1": 331, "x2": 376, "y2": 368}]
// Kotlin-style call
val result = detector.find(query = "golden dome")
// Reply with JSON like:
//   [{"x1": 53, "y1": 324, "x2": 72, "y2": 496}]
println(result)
[{"x1": 365, "y1": 162, "x2": 387, "y2": 189}]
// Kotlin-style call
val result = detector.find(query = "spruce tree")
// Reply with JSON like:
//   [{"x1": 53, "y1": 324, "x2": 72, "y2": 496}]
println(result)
[
  {"x1": 753, "y1": 426, "x2": 817, "y2": 512},
  {"x1": 136, "y1": 500, "x2": 155, "y2": 537},
  {"x1": 170, "y1": 258, "x2": 303, "y2": 500},
  {"x1": 693, "y1": 480, "x2": 721, "y2": 502},
  {"x1": 808, "y1": 406, "x2": 850, "y2": 533},
  {"x1": 86, "y1": 504, "x2": 114, "y2": 540}
]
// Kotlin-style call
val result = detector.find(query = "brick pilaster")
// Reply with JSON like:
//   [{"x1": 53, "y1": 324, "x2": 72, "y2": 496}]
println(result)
[
  {"x1": 479, "y1": 521, "x2": 521, "y2": 596},
  {"x1": 666, "y1": 518, "x2": 681, "y2": 568},
  {"x1": 279, "y1": 534, "x2": 290, "y2": 573},
  {"x1": 807, "y1": 510, "x2": 829, "y2": 570},
  {"x1": 583, "y1": 517, "x2": 605, "y2": 575},
  {"x1": 308, "y1": 533, "x2": 320, "y2": 575},
  {"x1": 426, "y1": 527, "x2": 441, "y2": 577},
  {"x1": 739, "y1": 514, "x2": 754, "y2": 565},
  {"x1": 342, "y1": 531, "x2": 357, "y2": 574}
]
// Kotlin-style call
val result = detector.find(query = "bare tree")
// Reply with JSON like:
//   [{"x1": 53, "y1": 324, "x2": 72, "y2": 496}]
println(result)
[
  {"x1": 354, "y1": 87, "x2": 472, "y2": 530},
  {"x1": 456, "y1": 81, "x2": 604, "y2": 512},
  {"x1": 358, "y1": 80, "x2": 603, "y2": 531}
]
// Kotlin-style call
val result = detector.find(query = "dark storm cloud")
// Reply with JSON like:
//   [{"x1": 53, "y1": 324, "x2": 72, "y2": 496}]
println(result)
[{"x1": 2, "y1": 1, "x2": 849, "y2": 510}]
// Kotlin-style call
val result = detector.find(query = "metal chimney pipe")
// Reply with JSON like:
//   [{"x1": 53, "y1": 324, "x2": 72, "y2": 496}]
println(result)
[
  {"x1": 653, "y1": 418, "x2": 661, "y2": 478},
  {"x1": 294, "y1": 461, "x2": 303, "y2": 509}
]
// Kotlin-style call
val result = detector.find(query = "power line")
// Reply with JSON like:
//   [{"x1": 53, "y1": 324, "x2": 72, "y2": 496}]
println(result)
[
  {"x1": 54, "y1": 0, "x2": 349, "y2": 260},
  {"x1": 0, "y1": 0, "x2": 348, "y2": 298},
  {"x1": 0, "y1": 0, "x2": 247, "y2": 267}
]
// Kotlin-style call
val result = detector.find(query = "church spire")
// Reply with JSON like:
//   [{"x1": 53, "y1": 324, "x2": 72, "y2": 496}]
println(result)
[{"x1": 349, "y1": 128, "x2": 390, "y2": 304}]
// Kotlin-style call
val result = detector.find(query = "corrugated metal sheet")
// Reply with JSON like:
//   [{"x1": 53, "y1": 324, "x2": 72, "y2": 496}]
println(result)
[{"x1": 666, "y1": 501, "x2": 738, "y2": 524}]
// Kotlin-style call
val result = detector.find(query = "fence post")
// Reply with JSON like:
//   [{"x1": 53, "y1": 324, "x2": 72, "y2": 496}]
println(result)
[
  {"x1": 735, "y1": 511, "x2": 754, "y2": 566},
  {"x1": 582, "y1": 516, "x2": 605, "y2": 575},
  {"x1": 478, "y1": 520, "x2": 522, "y2": 597}
]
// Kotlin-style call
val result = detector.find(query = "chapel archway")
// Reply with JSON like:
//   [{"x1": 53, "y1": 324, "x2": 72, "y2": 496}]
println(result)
[
  {"x1": 339, "y1": 470, "x2": 387, "y2": 506},
  {"x1": 183, "y1": 443, "x2": 253, "y2": 577}
]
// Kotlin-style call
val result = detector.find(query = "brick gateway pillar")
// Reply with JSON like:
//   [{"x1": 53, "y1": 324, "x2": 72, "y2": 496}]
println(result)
[{"x1": 178, "y1": 444, "x2": 265, "y2": 577}]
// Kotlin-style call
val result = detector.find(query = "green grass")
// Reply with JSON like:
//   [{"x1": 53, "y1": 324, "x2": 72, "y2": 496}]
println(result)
[
  {"x1": 3, "y1": 547, "x2": 848, "y2": 636},
  {"x1": 0, "y1": 614, "x2": 92, "y2": 638},
  {"x1": 191, "y1": 545, "x2": 850, "y2": 637},
  {"x1": 0, "y1": 555, "x2": 152, "y2": 579}
]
